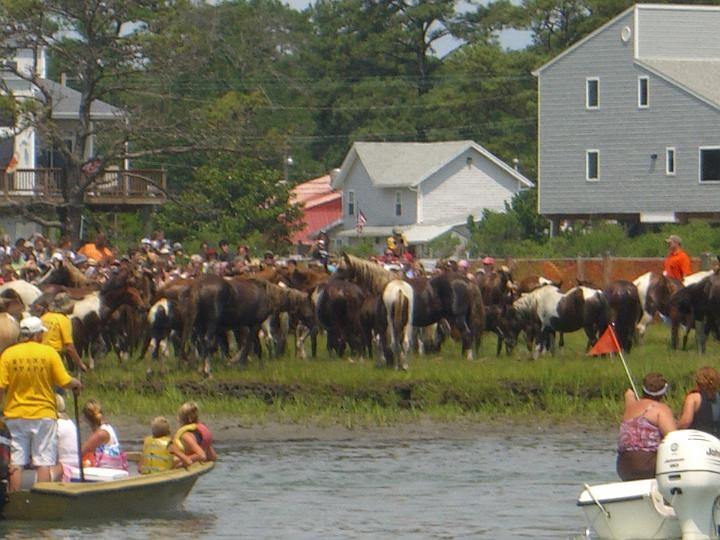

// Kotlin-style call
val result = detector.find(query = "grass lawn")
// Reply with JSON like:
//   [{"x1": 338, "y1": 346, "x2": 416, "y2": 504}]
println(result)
[{"x1": 83, "y1": 323, "x2": 719, "y2": 428}]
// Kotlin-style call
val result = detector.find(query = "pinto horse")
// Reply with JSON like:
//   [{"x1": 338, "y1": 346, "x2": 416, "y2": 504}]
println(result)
[
  {"x1": 511, "y1": 284, "x2": 608, "y2": 358},
  {"x1": 336, "y1": 254, "x2": 413, "y2": 370}
]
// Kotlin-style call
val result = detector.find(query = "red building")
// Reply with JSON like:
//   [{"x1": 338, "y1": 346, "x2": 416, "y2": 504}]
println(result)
[{"x1": 290, "y1": 174, "x2": 342, "y2": 247}]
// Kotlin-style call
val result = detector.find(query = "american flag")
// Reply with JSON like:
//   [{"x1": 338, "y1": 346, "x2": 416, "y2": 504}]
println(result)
[{"x1": 355, "y1": 209, "x2": 367, "y2": 233}]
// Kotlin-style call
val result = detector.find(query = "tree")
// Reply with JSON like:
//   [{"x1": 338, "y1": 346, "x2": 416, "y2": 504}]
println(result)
[
  {"x1": 0, "y1": 0, "x2": 280, "y2": 244},
  {"x1": 155, "y1": 157, "x2": 302, "y2": 252}
]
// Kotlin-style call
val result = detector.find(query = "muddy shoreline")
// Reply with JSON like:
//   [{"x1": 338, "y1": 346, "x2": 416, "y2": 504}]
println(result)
[{"x1": 109, "y1": 414, "x2": 615, "y2": 447}]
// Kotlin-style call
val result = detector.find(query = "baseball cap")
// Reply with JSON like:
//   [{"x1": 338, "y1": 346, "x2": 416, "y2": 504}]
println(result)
[
  {"x1": 20, "y1": 316, "x2": 47, "y2": 335},
  {"x1": 665, "y1": 234, "x2": 682, "y2": 244}
]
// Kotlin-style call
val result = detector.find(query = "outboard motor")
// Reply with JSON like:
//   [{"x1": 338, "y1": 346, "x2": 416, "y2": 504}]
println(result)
[{"x1": 657, "y1": 429, "x2": 720, "y2": 539}]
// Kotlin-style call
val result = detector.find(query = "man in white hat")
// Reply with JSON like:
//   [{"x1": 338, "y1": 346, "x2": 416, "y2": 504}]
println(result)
[
  {"x1": 663, "y1": 234, "x2": 691, "y2": 281},
  {"x1": 41, "y1": 293, "x2": 87, "y2": 373},
  {"x1": 0, "y1": 316, "x2": 82, "y2": 491}
]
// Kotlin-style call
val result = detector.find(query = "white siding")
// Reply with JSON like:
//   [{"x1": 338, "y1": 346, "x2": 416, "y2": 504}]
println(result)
[
  {"x1": 340, "y1": 159, "x2": 417, "y2": 229},
  {"x1": 421, "y1": 149, "x2": 519, "y2": 223}
]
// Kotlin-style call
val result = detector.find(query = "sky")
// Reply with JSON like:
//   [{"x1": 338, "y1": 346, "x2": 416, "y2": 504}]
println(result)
[{"x1": 282, "y1": 0, "x2": 533, "y2": 55}]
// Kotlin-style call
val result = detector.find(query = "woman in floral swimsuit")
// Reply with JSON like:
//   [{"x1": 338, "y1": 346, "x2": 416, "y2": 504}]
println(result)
[{"x1": 617, "y1": 372, "x2": 677, "y2": 481}]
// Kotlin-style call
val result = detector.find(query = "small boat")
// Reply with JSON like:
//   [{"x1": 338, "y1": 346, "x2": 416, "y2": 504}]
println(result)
[
  {"x1": 1, "y1": 453, "x2": 214, "y2": 521},
  {"x1": 578, "y1": 430, "x2": 720, "y2": 540}
]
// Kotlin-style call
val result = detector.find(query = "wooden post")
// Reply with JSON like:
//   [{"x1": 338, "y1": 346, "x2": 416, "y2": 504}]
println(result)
[
  {"x1": 603, "y1": 252, "x2": 612, "y2": 287},
  {"x1": 577, "y1": 255, "x2": 584, "y2": 282}
]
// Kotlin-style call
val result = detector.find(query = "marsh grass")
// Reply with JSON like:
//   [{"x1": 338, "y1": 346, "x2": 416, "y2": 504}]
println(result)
[{"x1": 84, "y1": 323, "x2": 719, "y2": 427}]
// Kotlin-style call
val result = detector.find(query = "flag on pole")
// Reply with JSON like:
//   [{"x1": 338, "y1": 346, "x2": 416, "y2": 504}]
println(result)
[
  {"x1": 5, "y1": 155, "x2": 17, "y2": 174},
  {"x1": 588, "y1": 324, "x2": 622, "y2": 356},
  {"x1": 355, "y1": 208, "x2": 367, "y2": 233},
  {"x1": 589, "y1": 323, "x2": 639, "y2": 398}
]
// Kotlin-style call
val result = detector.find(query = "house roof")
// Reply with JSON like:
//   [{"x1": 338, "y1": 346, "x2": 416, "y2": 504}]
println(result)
[
  {"x1": 39, "y1": 79, "x2": 125, "y2": 120},
  {"x1": 291, "y1": 174, "x2": 341, "y2": 210},
  {"x1": 637, "y1": 58, "x2": 720, "y2": 110},
  {"x1": 332, "y1": 140, "x2": 534, "y2": 190},
  {"x1": 336, "y1": 221, "x2": 469, "y2": 244}
]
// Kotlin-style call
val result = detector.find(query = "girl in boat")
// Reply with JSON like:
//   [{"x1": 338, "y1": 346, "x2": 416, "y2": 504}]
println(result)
[
  {"x1": 616, "y1": 372, "x2": 677, "y2": 481},
  {"x1": 678, "y1": 366, "x2": 720, "y2": 437},
  {"x1": 170, "y1": 401, "x2": 216, "y2": 467},
  {"x1": 81, "y1": 399, "x2": 128, "y2": 471}
]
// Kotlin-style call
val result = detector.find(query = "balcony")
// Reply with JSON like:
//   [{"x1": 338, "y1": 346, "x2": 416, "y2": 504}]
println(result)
[{"x1": 0, "y1": 168, "x2": 167, "y2": 208}]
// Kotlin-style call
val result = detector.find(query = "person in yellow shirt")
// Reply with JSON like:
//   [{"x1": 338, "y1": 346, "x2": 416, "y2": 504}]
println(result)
[
  {"x1": 0, "y1": 317, "x2": 81, "y2": 491},
  {"x1": 41, "y1": 293, "x2": 87, "y2": 373}
]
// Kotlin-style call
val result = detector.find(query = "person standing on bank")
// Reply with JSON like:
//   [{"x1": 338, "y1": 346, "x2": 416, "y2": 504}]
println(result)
[
  {"x1": 616, "y1": 372, "x2": 677, "y2": 481},
  {"x1": 0, "y1": 316, "x2": 82, "y2": 492},
  {"x1": 678, "y1": 366, "x2": 720, "y2": 437},
  {"x1": 663, "y1": 234, "x2": 691, "y2": 281},
  {"x1": 41, "y1": 292, "x2": 87, "y2": 373}
]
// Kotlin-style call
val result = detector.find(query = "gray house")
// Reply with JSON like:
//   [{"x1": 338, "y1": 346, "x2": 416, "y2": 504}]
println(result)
[
  {"x1": 534, "y1": 3, "x2": 720, "y2": 230},
  {"x1": 330, "y1": 140, "x2": 533, "y2": 256}
]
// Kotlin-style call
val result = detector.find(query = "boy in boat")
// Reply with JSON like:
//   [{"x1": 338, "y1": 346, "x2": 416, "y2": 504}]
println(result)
[
  {"x1": 169, "y1": 402, "x2": 216, "y2": 467},
  {"x1": 140, "y1": 416, "x2": 174, "y2": 474}
]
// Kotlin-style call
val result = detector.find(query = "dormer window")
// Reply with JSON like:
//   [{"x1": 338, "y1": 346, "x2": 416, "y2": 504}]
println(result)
[{"x1": 586, "y1": 78, "x2": 599, "y2": 109}]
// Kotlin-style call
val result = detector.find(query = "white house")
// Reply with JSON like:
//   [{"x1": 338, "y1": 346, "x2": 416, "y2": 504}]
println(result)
[
  {"x1": 330, "y1": 140, "x2": 534, "y2": 256},
  {"x1": 0, "y1": 47, "x2": 164, "y2": 240}
]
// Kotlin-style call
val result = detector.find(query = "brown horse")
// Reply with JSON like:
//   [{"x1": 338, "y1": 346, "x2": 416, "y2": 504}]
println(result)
[{"x1": 603, "y1": 280, "x2": 642, "y2": 352}]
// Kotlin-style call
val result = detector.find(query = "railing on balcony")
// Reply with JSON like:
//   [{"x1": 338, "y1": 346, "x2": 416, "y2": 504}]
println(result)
[{"x1": 0, "y1": 168, "x2": 167, "y2": 206}]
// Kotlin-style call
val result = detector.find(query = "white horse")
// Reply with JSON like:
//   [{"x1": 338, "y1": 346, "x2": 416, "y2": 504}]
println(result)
[{"x1": 0, "y1": 280, "x2": 42, "y2": 307}]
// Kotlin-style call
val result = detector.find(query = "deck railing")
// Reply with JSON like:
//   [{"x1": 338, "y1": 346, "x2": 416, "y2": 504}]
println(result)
[{"x1": 0, "y1": 168, "x2": 167, "y2": 205}]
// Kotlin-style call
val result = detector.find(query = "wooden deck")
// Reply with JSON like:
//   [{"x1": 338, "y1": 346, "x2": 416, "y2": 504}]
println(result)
[{"x1": 0, "y1": 168, "x2": 167, "y2": 207}]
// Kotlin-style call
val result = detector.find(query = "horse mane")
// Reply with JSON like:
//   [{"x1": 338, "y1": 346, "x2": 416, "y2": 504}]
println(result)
[
  {"x1": 341, "y1": 253, "x2": 393, "y2": 294},
  {"x1": 64, "y1": 260, "x2": 90, "y2": 287}
]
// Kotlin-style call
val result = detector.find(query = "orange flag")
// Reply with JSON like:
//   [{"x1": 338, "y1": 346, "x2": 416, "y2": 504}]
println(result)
[
  {"x1": 5, "y1": 155, "x2": 17, "y2": 174},
  {"x1": 588, "y1": 324, "x2": 622, "y2": 356}
]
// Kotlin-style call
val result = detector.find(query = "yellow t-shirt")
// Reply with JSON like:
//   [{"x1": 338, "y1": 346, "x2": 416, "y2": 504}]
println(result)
[
  {"x1": 0, "y1": 341, "x2": 72, "y2": 419},
  {"x1": 41, "y1": 312, "x2": 74, "y2": 353}
]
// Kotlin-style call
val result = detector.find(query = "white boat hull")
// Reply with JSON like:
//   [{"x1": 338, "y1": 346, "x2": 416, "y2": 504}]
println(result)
[{"x1": 578, "y1": 479, "x2": 681, "y2": 540}]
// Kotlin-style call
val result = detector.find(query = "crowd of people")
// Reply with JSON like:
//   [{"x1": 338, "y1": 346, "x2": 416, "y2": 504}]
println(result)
[
  {"x1": 0, "y1": 314, "x2": 215, "y2": 491},
  {"x1": 617, "y1": 367, "x2": 720, "y2": 481}
]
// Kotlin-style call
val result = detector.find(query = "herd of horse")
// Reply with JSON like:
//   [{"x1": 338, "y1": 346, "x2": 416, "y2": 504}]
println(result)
[{"x1": 0, "y1": 254, "x2": 719, "y2": 375}]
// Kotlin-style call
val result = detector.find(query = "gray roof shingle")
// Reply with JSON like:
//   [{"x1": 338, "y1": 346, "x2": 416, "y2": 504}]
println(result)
[
  {"x1": 39, "y1": 79, "x2": 124, "y2": 120},
  {"x1": 638, "y1": 58, "x2": 720, "y2": 110}
]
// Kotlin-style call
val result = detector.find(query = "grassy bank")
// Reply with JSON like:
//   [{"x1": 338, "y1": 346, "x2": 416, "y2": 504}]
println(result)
[{"x1": 83, "y1": 325, "x2": 719, "y2": 428}]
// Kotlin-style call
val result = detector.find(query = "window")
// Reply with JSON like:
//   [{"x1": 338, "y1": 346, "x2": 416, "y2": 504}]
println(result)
[
  {"x1": 395, "y1": 191, "x2": 402, "y2": 216},
  {"x1": 638, "y1": 76, "x2": 649, "y2": 108},
  {"x1": 346, "y1": 190, "x2": 355, "y2": 215},
  {"x1": 666, "y1": 147, "x2": 675, "y2": 176},
  {"x1": 586, "y1": 150, "x2": 599, "y2": 180},
  {"x1": 586, "y1": 78, "x2": 599, "y2": 109},
  {"x1": 700, "y1": 147, "x2": 720, "y2": 182}
]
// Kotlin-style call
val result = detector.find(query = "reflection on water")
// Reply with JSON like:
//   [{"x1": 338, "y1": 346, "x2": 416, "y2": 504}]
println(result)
[{"x1": 0, "y1": 430, "x2": 616, "y2": 539}]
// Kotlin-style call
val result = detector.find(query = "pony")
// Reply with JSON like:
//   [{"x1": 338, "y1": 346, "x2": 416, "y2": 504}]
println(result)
[
  {"x1": 0, "y1": 280, "x2": 42, "y2": 307},
  {"x1": 633, "y1": 272, "x2": 682, "y2": 339},
  {"x1": 603, "y1": 280, "x2": 642, "y2": 352},
  {"x1": 336, "y1": 253, "x2": 413, "y2": 370},
  {"x1": 511, "y1": 284, "x2": 607, "y2": 358}
]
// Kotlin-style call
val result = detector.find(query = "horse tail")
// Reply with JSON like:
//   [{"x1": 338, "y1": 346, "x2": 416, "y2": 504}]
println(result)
[{"x1": 393, "y1": 288, "x2": 408, "y2": 340}]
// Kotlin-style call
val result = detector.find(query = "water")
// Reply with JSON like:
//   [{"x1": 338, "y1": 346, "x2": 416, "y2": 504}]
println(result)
[{"x1": 0, "y1": 429, "x2": 618, "y2": 539}]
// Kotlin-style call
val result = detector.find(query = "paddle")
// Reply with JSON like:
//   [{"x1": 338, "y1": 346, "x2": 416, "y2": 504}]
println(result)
[{"x1": 73, "y1": 388, "x2": 85, "y2": 482}]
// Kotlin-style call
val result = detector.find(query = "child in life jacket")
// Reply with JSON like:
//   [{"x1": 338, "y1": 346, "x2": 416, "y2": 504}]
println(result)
[
  {"x1": 140, "y1": 416, "x2": 174, "y2": 474},
  {"x1": 169, "y1": 402, "x2": 217, "y2": 467}
]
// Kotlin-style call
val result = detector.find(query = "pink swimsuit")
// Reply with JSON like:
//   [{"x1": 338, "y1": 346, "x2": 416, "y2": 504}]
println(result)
[{"x1": 618, "y1": 414, "x2": 662, "y2": 453}]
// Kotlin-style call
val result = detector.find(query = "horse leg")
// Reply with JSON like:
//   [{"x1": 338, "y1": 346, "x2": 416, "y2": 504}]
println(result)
[{"x1": 697, "y1": 319, "x2": 707, "y2": 354}]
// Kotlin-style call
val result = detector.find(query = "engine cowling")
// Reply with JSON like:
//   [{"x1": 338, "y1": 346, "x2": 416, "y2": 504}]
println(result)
[{"x1": 656, "y1": 429, "x2": 720, "y2": 539}]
